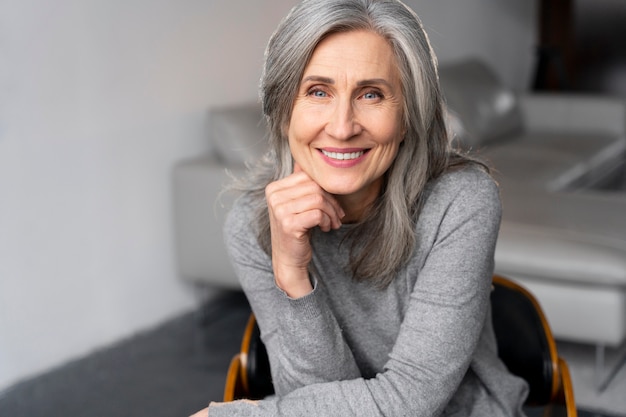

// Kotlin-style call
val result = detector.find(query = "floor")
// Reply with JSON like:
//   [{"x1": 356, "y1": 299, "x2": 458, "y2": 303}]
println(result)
[
  {"x1": 0, "y1": 290, "x2": 623, "y2": 417},
  {"x1": 0, "y1": 291, "x2": 251, "y2": 417}
]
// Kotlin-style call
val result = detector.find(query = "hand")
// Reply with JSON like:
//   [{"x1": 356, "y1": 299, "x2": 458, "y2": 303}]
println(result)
[{"x1": 265, "y1": 163, "x2": 345, "y2": 297}]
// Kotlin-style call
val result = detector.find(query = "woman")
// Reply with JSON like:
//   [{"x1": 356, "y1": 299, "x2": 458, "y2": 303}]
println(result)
[{"x1": 192, "y1": 0, "x2": 528, "y2": 415}]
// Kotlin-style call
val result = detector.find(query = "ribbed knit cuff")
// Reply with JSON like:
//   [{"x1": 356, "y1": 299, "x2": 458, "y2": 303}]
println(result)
[{"x1": 275, "y1": 275, "x2": 323, "y2": 321}]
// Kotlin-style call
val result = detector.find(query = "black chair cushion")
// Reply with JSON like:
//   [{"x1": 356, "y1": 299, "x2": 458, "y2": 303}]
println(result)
[
  {"x1": 490, "y1": 282, "x2": 554, "y2": 405},
  {"x1": 246, "y1": 322, "x2": 275, "y2": 399}
]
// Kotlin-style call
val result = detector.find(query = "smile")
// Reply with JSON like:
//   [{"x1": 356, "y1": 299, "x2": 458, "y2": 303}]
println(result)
[{"x1": 320, "y1": 149, "x2": 366, "y2": 160}]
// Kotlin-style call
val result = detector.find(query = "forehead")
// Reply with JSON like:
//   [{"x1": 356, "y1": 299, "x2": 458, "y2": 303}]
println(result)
[{"x1": 303, "y1": 30, "x2": 399, "y2": 80}]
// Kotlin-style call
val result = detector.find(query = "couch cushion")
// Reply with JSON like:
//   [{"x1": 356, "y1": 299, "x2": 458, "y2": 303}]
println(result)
[
  {"x1": 210, "y1": 103, "x2": 269, "y2": 166},
  {"x1": 509, "y1": 276, "x2": 626, "y2": 346},
  {"x1": 495, "y1": 186, "x2": 626, "y2": 287},
  {"x1": 484, "y1": 144, "x2": 585, "y2": 191},
  {"x1": 484, "y1": 132, "x2": 625, "y2": 191},
  {"x1": 438, "y1": 58, "x2": 523, "y2": 147}
]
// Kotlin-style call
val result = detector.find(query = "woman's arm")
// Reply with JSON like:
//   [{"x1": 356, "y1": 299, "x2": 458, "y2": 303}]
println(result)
[
  {"x1": 208, "y1": 169, "x2": 507, "y2": 417},
  {"x1": 225, "y1": 184, "x2": 361, "y2": 394},
  {"x1": 265, "y1": 163, "x2": 344, "y2": 298}
]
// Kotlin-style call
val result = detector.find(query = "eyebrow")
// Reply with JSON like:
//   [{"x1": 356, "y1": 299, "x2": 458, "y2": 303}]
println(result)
[
  {"x1": 301, "y1": 75, "x2": 393, "y2": 89},
  {"x1": 301, "y1": 75, "x2": 334, "y2": 84},
  {"x1": 357, "y1": 78, "x2": 393, "y2": 88}
]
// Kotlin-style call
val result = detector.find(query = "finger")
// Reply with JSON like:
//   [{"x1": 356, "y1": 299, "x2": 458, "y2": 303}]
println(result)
[
  {"x1": 270, "y1": 189, "x2": 343, "y2": 230},
  {"x1": 317, "y1": 211, "x2": 333, "y2": 232},
  {"x1": 282, "y1": 208, "x2": 332, "y2": 234},
  {"x1": 266, "y1": 171, "x2": 311, "y2": 196},
  {"x1": 288, "y1": 166, "x2": 345, "y2": 220},
  {"x1": 293, "y1": 199, "x2": 334, "y2": 231},
  {"x1": 266, "y1": 171, "x2": 345, "y2": 227}
]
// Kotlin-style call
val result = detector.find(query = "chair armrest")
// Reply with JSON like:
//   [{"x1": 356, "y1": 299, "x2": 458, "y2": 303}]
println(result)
[{"x1": 518, "y1": 93, "x2": 626, "y2": 137}]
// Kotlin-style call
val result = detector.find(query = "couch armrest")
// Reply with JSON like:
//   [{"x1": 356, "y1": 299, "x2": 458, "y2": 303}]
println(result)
[
  {"x1": 172, "y1": 155, "x2": 245, "y2": 289},
  {"x1": 519, "y1": 93, "x2": 626, "y2": 137}
]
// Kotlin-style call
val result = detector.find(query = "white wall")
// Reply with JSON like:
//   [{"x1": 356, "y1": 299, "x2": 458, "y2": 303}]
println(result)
[
  {"x1": 0, "y1": 0, "x2": 535, "y2": 393},
  {"x1": 0, "y1": 0, "x2": 299, "y2": 392}
]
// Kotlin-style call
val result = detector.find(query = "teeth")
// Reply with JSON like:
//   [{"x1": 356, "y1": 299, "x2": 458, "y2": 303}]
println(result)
[{"x1": 321, "y1": 150, "x2": 364, "y2": 160}]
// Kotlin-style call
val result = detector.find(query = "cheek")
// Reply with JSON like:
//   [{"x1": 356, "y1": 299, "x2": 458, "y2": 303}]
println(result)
[
  {"x1": 288, "y1": 108, "x2": 319, "y2": 143},
  {"x1": 286, "y1": 118, "x2": 311, "y2": 161},
  {"x1": 367, "y1": 107, "x2": 404, "y2": 142},
  {"x1": 376, "y1": 121, "x2": 405, "y2": 146}
]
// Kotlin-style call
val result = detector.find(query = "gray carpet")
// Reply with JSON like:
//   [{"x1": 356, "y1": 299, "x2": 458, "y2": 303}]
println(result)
[
  {"x1": 0, "y1": 291, "x2": 251, "y2": 417},
  {"x1": 0, "y1": 290, "x2": 623, "y2": 417}
]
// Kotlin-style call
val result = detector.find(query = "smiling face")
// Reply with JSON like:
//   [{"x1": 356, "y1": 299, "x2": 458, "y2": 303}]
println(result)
[{"x1": 287, "y1": 30, "x2": 405, "y2": 217}]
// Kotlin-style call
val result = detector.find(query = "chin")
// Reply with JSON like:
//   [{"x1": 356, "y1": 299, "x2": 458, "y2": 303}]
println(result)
[{"x1": 319, "y1": 183, "x2": 360, "y2": 196}]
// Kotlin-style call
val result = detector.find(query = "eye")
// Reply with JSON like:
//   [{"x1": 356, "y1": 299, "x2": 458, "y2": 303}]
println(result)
[
  {"x1": 307, "y1": 88, "x2": 328, "y2": 98},
  {"x1": 362, "y1": 90, "x2": 384, "y2": 100}
]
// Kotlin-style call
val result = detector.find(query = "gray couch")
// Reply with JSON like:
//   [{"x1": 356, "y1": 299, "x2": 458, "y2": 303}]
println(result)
[
  {"x1": 172, "y1": 58, "x2": 626, "y2": 388},
  {"x1": 439, "y1": 59, "x2": 626, "y2": 389}
]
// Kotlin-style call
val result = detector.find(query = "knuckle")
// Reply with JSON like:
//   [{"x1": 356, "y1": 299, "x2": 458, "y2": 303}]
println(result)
[
  {"x1": 265, "y1": 185, "x2": 277, "y2": 201},
  {"x1": 310, "y1": 193, "x2": 325, "y2": 206},
  {"x1": 272, "y1": 204, "x2": 289, "y2": 220},
  {"x1": 312, "y1": 209, "x2": 326, "y2": 224}
]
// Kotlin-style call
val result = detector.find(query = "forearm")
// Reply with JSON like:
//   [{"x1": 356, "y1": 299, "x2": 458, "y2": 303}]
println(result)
[
  {"x1": 267, "y1": 282, "x2": 361, "y2": 393},
  {"x1": 225, "y1": 203, "x2": 361, "y2": 393},
  {"x1": 272, "y1": 263, "x2": 313, "y2": 298},
  {"x1": 235, "y1": 273, "x2": 362, "y2": 394},
  {"x1": 209, "y1": 360, "x2": 459, "y2": 417},
  {"x1": 209, "y1": 378, "x2": 388, "y2": 417}
]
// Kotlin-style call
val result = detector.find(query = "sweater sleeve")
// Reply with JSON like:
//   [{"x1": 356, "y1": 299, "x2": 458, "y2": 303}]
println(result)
[
  {"x1": 215, "y1": 169, "x2": 507, "y2": 417},
  {"x1": 223, "y1": 198, "x2": 362, "y2": 394}
]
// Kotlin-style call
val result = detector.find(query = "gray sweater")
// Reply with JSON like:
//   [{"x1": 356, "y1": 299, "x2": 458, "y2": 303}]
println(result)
[{"x1": 210, "y1": 167, "x2": 529, "y2": 417}]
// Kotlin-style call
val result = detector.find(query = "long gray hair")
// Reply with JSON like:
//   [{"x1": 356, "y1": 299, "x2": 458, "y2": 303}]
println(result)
[{"x1": 237, "y1": 0, "x2": 481, "y2": 288}]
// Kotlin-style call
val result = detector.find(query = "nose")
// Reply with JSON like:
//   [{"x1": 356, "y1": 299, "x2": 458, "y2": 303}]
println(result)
[{"x1": 324, "y1": 99, "x2": 362, "y2": 140}]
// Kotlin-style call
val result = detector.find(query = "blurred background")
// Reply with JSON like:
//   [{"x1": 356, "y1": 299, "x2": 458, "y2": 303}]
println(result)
[
  {"x1": 0, "y1": 0, "x2": 298, "y2": 393},
  {"x1": 0, "y1": 0, "x2": 624, "y2": 415}
]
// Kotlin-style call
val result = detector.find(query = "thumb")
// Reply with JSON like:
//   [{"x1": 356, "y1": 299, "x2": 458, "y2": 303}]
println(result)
[{"x1": 293, "y1": 161, "x2": 303, "y2": 173}]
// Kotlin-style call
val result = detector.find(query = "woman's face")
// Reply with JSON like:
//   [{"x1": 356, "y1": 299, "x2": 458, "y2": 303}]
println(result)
[{"x1": 287, "y1": 30, "x2": 405, "y2": 209}]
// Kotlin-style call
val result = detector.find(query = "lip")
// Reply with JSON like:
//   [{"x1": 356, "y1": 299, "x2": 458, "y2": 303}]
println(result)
[
  {"x1": 321, "y1": 147, "x2": 366, "y2": 153},
  {"x1": 317, "y1": 147, "x2": 370, "y2": 168}
]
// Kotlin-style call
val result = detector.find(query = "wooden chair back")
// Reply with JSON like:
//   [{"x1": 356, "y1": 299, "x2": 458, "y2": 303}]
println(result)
[{"x1": 224, "y1": 275, "x2": 577, "y2": 416}]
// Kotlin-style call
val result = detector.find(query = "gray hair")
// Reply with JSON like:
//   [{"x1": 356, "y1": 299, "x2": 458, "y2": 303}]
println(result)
[{"x1": 237, "y1": 0, "x2": 483, "y2": 287}]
